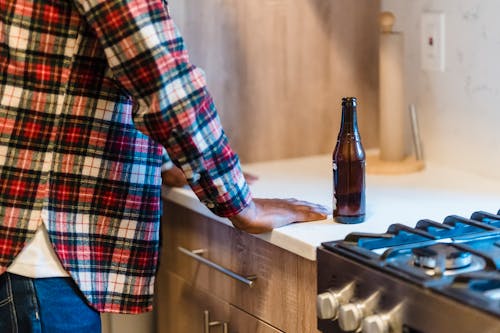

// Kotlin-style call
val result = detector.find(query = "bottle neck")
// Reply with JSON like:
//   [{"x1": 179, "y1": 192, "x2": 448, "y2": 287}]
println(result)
[{"x1": 338, "y1": 104, "x2": 360, "y2": 139}]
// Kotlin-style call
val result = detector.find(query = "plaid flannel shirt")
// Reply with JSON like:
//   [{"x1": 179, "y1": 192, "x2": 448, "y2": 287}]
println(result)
[{"x1": 0, "y1": 0, "x2": 251, "y2": 313}]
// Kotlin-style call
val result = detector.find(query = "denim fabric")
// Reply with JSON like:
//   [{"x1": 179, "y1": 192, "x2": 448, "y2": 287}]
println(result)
[{"x1": 0, "y1": 273, "x2": 101, "y2": 333}]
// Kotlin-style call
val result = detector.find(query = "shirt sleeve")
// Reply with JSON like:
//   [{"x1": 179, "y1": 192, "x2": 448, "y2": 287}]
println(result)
[{"x1": 73, "y1": 0, "x2": 252, "y2": 217}]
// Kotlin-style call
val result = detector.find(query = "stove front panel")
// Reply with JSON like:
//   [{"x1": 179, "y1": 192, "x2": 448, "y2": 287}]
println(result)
[{"x1": 317, "y1": 247, "x2": 500, "y2": 333}]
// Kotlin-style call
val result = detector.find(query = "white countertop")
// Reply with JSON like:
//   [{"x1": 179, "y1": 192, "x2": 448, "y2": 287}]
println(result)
[{"x1": 161, "y1": 154, "x2": 500, "y2": 261}]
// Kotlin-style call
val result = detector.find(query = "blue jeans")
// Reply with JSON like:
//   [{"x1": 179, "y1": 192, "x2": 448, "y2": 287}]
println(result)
[{"x1": 0, "y1": 273, "x2": 101, "y2": 333}]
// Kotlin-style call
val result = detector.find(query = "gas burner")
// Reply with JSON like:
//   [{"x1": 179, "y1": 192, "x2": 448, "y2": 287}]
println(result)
[
  {"x1": 383, "y1": 243, "x2": 487, "y2": 279},
  {"x1": 412, "y1": 244, "x2": 472, "y2": 270},
  {"x1": 318, "y1": 209, "x2": 500, "y2": 333}
]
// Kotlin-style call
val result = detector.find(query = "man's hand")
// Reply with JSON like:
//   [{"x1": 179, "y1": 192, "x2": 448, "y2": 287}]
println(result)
[
  {"x1": 161, "y1": 165, "x2": 188, "y2": 187},
  {"x1": 229, "y1": 198, "x2": 329, "y2": 234}
]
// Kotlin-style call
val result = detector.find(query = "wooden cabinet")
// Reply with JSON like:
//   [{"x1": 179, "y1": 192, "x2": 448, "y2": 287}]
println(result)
[{"x1": 156, "y1": 201, "x2": 319, "y2": 333}]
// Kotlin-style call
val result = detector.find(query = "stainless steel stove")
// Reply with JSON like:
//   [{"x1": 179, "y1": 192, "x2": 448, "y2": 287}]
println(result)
[{"x1": 317, "y1": 210, "x2": 500, "y2": 333}]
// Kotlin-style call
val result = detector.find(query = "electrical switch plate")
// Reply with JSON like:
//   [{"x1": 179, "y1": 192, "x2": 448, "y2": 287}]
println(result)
[{"x1": 421, "y1": 12, "x2": 445, "y2": 72}]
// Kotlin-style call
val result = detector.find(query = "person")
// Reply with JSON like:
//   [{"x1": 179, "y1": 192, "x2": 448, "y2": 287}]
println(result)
[{"x1": 0, "y1": 0, "x2": 329, "y2": 332}]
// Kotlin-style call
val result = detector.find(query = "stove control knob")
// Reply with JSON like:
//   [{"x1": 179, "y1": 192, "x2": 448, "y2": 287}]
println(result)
[
  {"x1": 338, "y1": 303, "x2": 364, "y2": 331},
  {"x1": 362, "y1": 314, "x2": 390, "y2": 333},
  {"x1": 338, "y1": 292, "x2": 379, "y2": 332},
  {"x1": 317, "y1": 292, "x2": 340, "y2": 320},
  {"x1": 362, "y1": 304, "x2": 403, "y2": 333},
  {"x1": 316, "y1": 282, "x2": 355, "y2": 320}
]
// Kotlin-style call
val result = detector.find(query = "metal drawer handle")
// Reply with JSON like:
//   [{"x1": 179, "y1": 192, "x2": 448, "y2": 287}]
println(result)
[
  {"x1": 178, "y1": 246, "x2": 256, "y2": 287},
  {"x1": 204, "y1": 310, "x2": 228, "y2": 333}
]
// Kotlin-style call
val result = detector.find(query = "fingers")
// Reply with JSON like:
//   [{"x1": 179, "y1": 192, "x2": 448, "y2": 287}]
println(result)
[
  {"x1": 289, "y1": 201, "x2": 329, "y2": 222},
  {"x1": 279, "y1": 198, "x2": 330, "y2": 217},
  {"x1": 254, "y1": 198, "x2": 329, "y2": 222},
  {"x1": 242, "y1": 171, "x2": 259, "y2": 185}
]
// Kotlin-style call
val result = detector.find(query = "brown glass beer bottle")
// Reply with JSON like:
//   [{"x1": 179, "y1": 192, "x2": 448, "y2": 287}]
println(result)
[{"x1": 332, "y1": 97, "x2": 366, "y2": 224}]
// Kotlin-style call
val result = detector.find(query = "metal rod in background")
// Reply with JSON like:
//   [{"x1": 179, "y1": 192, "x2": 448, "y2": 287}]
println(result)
[{"x1": 409, "y1": 104, "x2": 424, "y2": 161}]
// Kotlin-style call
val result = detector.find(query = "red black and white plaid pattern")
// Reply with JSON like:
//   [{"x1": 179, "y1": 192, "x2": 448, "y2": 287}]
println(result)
[{"x1": 0, "y1": 0, "x2": 251, "y2": 313}]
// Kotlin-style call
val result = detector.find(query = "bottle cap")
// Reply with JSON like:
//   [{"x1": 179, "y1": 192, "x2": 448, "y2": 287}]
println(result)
[{"x1": 342, "y1": 97, "x2": 357, "y2": 107}]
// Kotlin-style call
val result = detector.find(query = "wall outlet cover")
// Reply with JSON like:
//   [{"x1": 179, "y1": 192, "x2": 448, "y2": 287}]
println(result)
[{"x1": 421, "y1": 12, "x2": 445, "y2": 72}]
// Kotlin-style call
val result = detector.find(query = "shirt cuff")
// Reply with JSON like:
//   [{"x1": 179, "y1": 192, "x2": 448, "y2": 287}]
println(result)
[{"x1": 192, "y1": 166, "x2": 253, "y2": 218}]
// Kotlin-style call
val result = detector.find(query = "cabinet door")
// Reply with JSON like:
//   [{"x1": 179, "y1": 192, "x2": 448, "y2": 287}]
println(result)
[
  {"x1": 156, "y1": 270, "x2": 229, "y2": 333},
  {"x1": 156, "y1": 270, "x2": 286, "y2": 333},
  {"x1": 228, "y1": 305, "x2": 283, "y2": 333}
]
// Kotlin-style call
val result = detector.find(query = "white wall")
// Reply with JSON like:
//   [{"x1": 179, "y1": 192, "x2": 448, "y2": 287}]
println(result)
[{"x1": 382, "y1": 0, "x2": 500, "y2": 180}]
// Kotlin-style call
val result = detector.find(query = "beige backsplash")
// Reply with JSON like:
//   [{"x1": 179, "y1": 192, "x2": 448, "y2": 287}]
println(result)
[{"x1": 169, "y1": 0, "x2": 380, "y2": 163}]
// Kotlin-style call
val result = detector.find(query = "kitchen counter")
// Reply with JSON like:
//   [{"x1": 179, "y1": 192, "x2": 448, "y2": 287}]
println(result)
[{"x1": 161, "y1": 154, "x2": 500, "y2": 261}]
